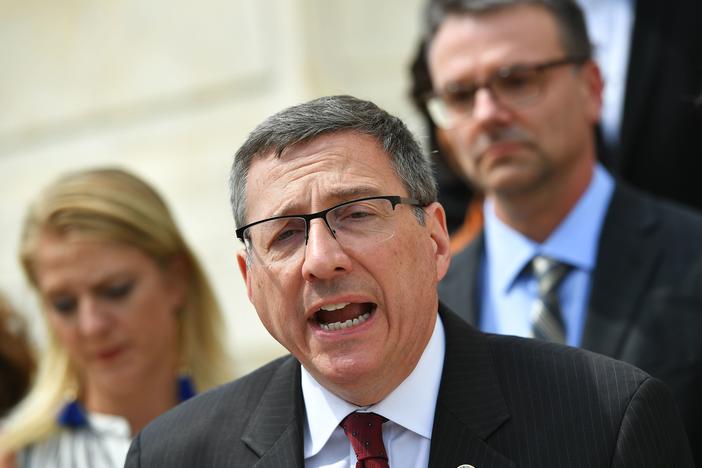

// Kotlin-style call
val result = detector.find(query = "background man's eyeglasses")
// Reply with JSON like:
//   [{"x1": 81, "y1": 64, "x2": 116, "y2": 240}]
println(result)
[
  {"x1": 426, "y1": 56, "x2": 588, "y2": 129},
  {"x1": 236, "y1": 195, "x2": 424, "y2": 265}
]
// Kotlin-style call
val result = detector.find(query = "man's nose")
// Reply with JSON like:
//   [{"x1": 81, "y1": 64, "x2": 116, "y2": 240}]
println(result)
[
  {"x1": 471, "y1": 87, "x2": 510, "y2": 124},
  {"x1": 301, "y1": 219, "x2": 353, "y2": 282}
]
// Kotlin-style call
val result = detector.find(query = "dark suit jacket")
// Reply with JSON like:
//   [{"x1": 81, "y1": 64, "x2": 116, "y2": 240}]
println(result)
[
  {"x1": 601, "y1": 0, "x2": 702, "y2": 211},
  {"x1": 125, "y1": 306, "x2": 693, "y2": 467},
  {"x1": 439, "y1": 183, "x2": 702, "y2": 465}
]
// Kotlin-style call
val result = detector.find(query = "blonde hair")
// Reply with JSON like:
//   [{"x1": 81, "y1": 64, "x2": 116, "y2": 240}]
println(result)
[{"x1": 0, "y1": 167, "x2": 232, "y2": 453}]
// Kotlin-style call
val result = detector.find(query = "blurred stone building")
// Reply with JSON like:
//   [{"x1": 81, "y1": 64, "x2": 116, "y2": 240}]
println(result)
[{"x1": 0, "y1": 0, "x2": 425, "y2": 376}]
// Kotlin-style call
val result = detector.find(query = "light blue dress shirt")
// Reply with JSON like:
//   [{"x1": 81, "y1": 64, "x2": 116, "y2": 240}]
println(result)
[{"x1": 480, "y1": 164, "x2": 614, "y2": 346}]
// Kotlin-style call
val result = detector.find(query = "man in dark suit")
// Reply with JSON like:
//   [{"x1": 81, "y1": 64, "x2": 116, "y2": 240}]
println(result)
[
  {"x1": 424, "y1": 0, "x2": 702, "y2": 463},
  {"x1": 124, "y1": 95, "x2": 692, "y2": 467}
]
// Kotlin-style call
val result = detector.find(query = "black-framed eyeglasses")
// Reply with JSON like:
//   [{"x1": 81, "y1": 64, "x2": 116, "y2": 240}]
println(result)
[
  {"x1": 236, "y1": 195, "x2": 425, "y2": 264},
  {"x1": 426, "y1": 55, "x2": 588, "y2": 129}
]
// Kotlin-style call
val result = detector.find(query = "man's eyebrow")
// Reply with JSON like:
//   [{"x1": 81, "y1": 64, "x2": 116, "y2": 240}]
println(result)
[
  {"x1": 443, "y1": 61, "x2": 534, "y2": 91},
  {"x1": 328, "y1": 186, "x2": 382, "y2": 201},
  {"x1": 273, "y1": 186, "x2": 385, "y2": 216}
]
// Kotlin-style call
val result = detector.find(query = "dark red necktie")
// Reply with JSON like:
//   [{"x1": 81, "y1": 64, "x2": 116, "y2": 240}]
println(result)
[{"x1": 340, "y1": 412, "x2": 389, "y2": 468}]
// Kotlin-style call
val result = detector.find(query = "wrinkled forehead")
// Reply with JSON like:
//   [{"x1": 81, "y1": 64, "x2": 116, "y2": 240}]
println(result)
[
  {"x1": 243, "y1": 132, "x2": 404, "y2": 219},
  {"x1": 430, "y1": 6, "x2": 564, "y2": 61},
  {"x1": 429, "y1": 7, "x2": 566, "y2": 88}
]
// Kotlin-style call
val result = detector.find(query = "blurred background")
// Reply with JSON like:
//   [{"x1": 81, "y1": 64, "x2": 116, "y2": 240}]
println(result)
[{"x1": 0, "y1": 0, "x2": 427, "y2": 377}]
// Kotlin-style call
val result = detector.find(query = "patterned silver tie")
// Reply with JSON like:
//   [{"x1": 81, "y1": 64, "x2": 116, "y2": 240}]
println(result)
[{"x1": 530, "y1": 255, "x2": 572, "y2": 344}]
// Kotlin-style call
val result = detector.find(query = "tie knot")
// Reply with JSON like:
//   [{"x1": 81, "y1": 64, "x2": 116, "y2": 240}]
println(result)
[
  {"x1": 340, "y1": 412, "x2": 388, "y2": 467},
  {"x1": 531, "y1": 255, "x2": 572, "y2": 293}
]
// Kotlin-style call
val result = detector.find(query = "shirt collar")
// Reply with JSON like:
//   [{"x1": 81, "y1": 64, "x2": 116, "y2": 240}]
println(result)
[
  {"x1": 302, "y1": 314, "x2": 446, "y2": 458},
  {"x1": 484, "y1": 164, "x2": 614, "y2": 293}
]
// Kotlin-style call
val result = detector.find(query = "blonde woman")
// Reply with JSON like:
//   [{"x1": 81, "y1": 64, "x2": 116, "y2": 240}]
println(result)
[{"x1": 0, "y1": 168, "x2": 233, "y2": 468}]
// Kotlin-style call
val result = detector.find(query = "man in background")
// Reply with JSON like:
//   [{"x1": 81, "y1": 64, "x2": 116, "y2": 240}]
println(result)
[{"x1": 425, "y1": 0, "x2": 702, "y2": 462}]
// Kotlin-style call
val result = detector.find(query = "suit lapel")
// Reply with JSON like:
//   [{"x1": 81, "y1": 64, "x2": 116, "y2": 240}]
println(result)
[
  {"x1": 581, "y1": 185, "x2": 663, "y2": 357},
  {"x1": 241, "y1": 356, "x2": 306, "y2": 468},
  {"x1": 440, "y1": 234, "x2": 484, "y2": 325},
  {"x1": 240, "y1": 309, "x2": 514, "y2": 466},
  {"x1": 428, "y1": 306, "x2": 515, "y2": 468},
  {"x1": 618, "y1": 0, "x2": 664, "y2": 170}
]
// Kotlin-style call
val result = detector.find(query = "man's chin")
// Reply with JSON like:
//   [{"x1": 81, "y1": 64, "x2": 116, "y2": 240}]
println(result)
[
  {"x1": 483, "y1": 167, "x2": 540, "y2": 196},
  {"x1": 313, "y1": 354, "x2": 379, "y2": 386}
]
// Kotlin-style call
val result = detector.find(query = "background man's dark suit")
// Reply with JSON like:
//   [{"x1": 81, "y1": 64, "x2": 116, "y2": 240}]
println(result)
[
  {"x1": 600, "y1": 0, "x2": 702, "y2": 211},
  {"x1": 125, "y1": 306, "x2": 692, "y2": 467},
  {"x1": 439, "y1": 183, "x2": 702, "y2": 464}
]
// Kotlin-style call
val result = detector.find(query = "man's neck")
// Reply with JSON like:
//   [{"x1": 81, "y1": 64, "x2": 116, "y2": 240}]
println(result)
[{"x1": 491, "y1": 158, "x2": 595, "y2": 243}]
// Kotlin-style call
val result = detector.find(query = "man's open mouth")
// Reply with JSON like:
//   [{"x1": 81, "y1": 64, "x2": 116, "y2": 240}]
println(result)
[{"x1": 315, "y1": 302, "x2": 377, "y2": 331}]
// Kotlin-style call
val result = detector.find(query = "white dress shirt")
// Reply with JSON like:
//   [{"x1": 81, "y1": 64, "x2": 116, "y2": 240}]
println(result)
[{"x1": 303, "y1": 315, "x2": 445, "y2": 467}]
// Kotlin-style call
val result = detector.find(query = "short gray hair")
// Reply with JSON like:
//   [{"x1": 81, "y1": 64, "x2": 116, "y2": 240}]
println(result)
[
  {"x1": 425, "y1": 0, "x2": 592, "y2": 59},
  {"x1": 229, "y1": 95, "x2": 437, "y2": 228}
]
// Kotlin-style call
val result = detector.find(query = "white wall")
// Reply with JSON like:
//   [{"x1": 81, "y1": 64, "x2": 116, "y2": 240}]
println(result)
[{"x1": 0, "y1": 0, "x2": 428, "y2": 376}]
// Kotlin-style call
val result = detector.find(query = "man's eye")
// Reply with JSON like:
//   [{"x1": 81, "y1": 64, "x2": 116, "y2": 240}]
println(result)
[
  {"x1": 269, "y1": 224, "x2": 305, "y2": 248},
  {"x1": 445, "y1": 87, "x2": 476, "y2": 106},
  {"x1": 274, "y1": 229, "x2": 302, "y2": 243},
  {"x1": 349, "y1": 211, "x2": 372, "y2": 219},
  {"x1": 334, "y1": 204, "x2": 380, "y2": 223},
  {"x1": 344, "y1": 208, "x2": 375, "y2": 220},
  {"x1": 498, "y1": 72, "x2": 534, "y2": 91}
]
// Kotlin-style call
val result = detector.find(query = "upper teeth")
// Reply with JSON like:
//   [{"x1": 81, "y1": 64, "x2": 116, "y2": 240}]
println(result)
[{"x1": 320, "y1": 302, "x2": 350, "y2": 311}]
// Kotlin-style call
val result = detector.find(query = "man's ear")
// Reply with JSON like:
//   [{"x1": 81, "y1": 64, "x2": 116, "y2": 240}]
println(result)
[
  {"x1": 580, "y1": 59, "x2": 604, "y2": 124},
  {"x1": 236, "y1": 249, "x2": 254, "y2": 301},
  {"x1": 424, "y1": 202, "x2": 452, "y2": 281}
]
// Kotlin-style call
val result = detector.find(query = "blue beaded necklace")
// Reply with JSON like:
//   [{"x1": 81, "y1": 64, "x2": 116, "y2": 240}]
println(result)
[{"x1": 57, "y1": 375, "x2": 196, "y2": 428}]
